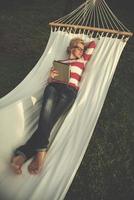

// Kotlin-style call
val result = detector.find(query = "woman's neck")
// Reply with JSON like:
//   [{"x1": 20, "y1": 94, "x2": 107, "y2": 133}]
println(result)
[{"x1": 69, "y1": 54, "x2": 78, "y2": 60}]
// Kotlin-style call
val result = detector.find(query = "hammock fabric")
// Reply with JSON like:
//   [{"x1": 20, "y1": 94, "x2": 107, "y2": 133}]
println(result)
[{"x1": 0, "y1": 0, "x2": 133, "y2": 200}]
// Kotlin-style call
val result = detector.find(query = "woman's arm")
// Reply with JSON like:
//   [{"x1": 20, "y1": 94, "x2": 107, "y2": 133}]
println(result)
[{"x1": 83, "y1": 40, "x2": 96, "y2": 62}]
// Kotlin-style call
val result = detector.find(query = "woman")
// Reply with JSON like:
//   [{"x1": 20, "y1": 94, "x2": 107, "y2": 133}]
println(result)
[{"x1": 10, "y1": 37, "x2": 96, "y2": 175}]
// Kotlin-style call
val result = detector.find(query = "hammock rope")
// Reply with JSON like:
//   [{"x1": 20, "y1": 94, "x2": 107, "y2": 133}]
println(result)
[{"x1": 49, "y1": 0, "x2": 133, "y2": 37}]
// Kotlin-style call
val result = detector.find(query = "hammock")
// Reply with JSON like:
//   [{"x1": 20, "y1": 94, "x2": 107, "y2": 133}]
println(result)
[{"x1": 0, "y1": 0, "x2": 133, "y2": 199}]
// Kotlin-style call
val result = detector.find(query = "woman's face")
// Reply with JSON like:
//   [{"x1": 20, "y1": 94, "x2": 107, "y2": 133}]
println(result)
[{"x1": 71, "y1": 42, "x2": 84, "y2": 59}]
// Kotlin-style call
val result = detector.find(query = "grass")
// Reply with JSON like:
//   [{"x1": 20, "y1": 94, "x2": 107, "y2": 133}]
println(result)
[{"x1": 0, "y1": 1, "x2": 134, "y2": 200}]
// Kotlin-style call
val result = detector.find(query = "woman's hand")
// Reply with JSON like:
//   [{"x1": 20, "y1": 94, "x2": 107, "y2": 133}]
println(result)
[{"x1": 50, "y1": 67, "x2": 59, "y2": 78}]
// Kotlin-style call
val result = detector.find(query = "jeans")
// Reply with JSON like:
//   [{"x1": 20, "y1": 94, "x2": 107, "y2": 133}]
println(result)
[{"x1": 14, "y1": 82, "x2": 78, "y2": 160}]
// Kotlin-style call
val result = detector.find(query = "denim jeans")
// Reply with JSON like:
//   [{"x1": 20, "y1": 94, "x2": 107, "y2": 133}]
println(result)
[{"x1": 14, "y1": 82, "x2": 78, "y2": 160}]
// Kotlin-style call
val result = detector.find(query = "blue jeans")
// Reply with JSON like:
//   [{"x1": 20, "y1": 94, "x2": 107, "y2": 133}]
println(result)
[{"x1": 14, "y1": 82, "x2": 78, "y2": 160}]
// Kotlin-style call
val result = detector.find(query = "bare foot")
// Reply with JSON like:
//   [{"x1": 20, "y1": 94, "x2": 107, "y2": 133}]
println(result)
[
  {"x1": 10, "y1": 154, "x2": 26, "y2": 175},
  {"x1": 28, "y1": 151, "x2": 47, "y2": 175}
]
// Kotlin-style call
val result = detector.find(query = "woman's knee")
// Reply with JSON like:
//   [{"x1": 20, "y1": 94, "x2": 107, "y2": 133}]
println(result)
[{"x1": 60, "y1": 91, "x2": 77, "y2": 104}]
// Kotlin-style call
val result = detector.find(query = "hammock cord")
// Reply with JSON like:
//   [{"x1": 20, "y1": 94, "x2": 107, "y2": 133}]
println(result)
[
  {"x1": 97, "y1": 1, "x2": 105, "y2": 29},
  {"x1": 101, "y1": 1, "x2": 115, "y2": 30},
  {"x1": 82, "y1": 1, "x2": 89, "y2": 26},
  {"x1": 68, "y1": 7, "x2": 85, "y2": 25},
  {"x1": 84, "y1": 4, "x2": 93, "y2": 26},
  {"x1": 102, "y1": 0, "x2": 130, "y2": 32},
  {"x1": 83, "y1": 4, "x2": 93, "y2": 34},
  {"x1": 99, "y1": 0, "x2": 109, "y2": 29},
  {"x1": 101, "y1": 0, "x2": 121, "y2": 31},
  {"x1": 80, "y1": 3, "x2": 92, "y2": 26},
  {"x1": 50, "y1": 0, "x2": 132, "y2": 37}
]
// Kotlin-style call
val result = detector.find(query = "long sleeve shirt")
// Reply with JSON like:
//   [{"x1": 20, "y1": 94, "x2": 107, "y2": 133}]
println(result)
[{"x1": 61, "y1": 40, "x2": 96, "y2": 90}]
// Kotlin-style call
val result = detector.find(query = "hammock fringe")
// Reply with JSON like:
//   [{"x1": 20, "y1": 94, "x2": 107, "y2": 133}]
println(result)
[{"x1": 49, "y1": 22, "x2": 133, "y2": 37}]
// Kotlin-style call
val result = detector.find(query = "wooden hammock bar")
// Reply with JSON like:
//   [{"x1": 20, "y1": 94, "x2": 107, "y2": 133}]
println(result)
[{"x1": 49, "y1": 22, "x2": 133, "y2": 37}]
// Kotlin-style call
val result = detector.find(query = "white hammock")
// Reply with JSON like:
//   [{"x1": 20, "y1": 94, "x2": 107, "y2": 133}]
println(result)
[{"x1": 0, "y1": 0, "x2": 133, "y2": 200}]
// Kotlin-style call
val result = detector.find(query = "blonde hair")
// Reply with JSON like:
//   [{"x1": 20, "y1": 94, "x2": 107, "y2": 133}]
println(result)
[{"x1": 67, "y1": 37, "x2": 84, "y2": 55}]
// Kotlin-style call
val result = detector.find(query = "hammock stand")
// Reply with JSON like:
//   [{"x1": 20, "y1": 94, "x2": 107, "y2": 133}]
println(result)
[{"x1": 0, "y1": 1, "x2": 133, "y2": 200}]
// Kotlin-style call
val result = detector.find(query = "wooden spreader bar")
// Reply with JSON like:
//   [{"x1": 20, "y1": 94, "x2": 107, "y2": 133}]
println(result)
[{"x1": 49, "y1": 22, "x2": 133, "y2": 37}]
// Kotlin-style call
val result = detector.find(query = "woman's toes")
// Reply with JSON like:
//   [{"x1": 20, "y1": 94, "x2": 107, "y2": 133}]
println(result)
[
  {"x1": 28, "y1": 161, "x2": 35, "y2": 174},
  {"x1": 12, "y1": 166, "x2": 22, "y2": 174},
  {"x1": 10, "y1": 162, "x2": 22, "y2": 174},
  {"x1": 10, "y1": 155, "x2": 26, "y2": 175},
  {"x1": 28, "y1": 151, "x2": 47, "y2": 175}
]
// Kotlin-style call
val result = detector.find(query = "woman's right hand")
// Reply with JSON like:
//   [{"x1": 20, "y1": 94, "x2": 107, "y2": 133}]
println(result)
[{"x1": 50, "y1": 67, "x2": 59, "y2": 78}]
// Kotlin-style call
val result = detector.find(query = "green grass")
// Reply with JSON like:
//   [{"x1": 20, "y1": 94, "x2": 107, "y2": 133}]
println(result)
[{"x1": 0, "y1": 1, "x2": 134, "y2": 200}]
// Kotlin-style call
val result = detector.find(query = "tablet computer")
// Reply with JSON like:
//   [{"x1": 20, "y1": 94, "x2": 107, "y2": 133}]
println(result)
[{"x1": 52, "y1": 60, "x2": 70, "y2": 83}]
